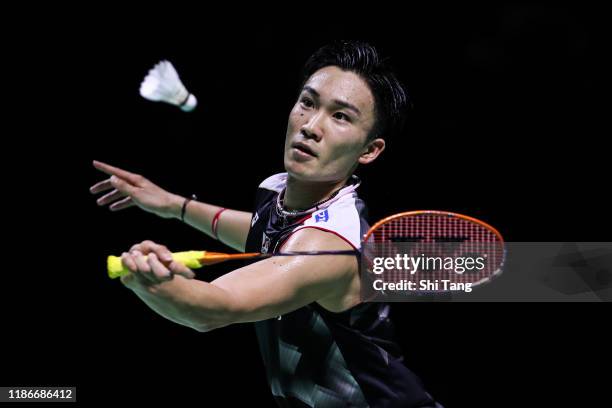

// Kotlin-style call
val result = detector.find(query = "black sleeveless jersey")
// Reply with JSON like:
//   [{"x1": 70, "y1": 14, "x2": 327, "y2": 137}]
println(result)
[{"x1": 244, "y1": 173, "x2": 441, "y2": 408}]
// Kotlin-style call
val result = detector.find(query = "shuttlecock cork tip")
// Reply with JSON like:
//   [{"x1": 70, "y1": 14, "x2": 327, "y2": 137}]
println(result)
[{"x1": 180, "y1": 93, "x2": 198, "y2": 112}]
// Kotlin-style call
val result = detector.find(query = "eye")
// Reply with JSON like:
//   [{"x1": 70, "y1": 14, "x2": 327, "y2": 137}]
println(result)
[
  {"x1": 300, "y1": 97, "x2": 314, "y2": 108},
  {"x1": 333, "y1": 112, "x2": 351, "y2": 122}
]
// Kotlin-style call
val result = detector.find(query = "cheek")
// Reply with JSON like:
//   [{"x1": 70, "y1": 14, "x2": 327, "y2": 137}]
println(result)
[
  {"x1": 325, "y1": 138, "x2": 364, "y2": 163},
  {"x1": 286, "y1": 109, "x2": 302, "y2": 146},
  {"x1": 288, "y1": 105, "x2": 302, "y2": 124}
]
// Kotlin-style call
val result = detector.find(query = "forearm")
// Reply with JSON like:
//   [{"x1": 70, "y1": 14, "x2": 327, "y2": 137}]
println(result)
[
  {"x1": 91, "y1": 162, "x2": 251, "y2": 250},
  {"x1": 129, "y1": 276, "x2": 238, "y2": 332},
  {"x1": 130, "y1": 290, "x2": 194, "y2": 329},
  {"x1": 175, "y1": 199, "x2": 252, "y2": 252}
]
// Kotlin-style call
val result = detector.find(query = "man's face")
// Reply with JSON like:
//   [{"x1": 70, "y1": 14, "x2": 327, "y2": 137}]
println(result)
[{"x1": 284, "y1": 66, "x2": 378, "y2": 182}]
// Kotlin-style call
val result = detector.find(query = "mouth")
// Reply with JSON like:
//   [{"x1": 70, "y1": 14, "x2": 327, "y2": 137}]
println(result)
[{"x1": 291, "y1": 142, "x2": 317, "y2": 157}]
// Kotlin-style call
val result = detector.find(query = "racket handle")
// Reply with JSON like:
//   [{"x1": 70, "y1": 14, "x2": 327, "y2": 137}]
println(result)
[{"x1": 107, "y1": 251, "x2": 206, "y2": 279}]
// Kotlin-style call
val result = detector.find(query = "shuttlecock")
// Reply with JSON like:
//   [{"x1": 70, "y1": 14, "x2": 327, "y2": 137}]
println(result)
[{"x1": 139, "y1": 60, "x2": 197, "y2": 112}]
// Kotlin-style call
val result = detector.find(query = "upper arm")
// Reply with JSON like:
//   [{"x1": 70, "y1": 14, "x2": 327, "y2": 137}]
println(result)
[{"x1": 210, "y1": 228, "x2": 358, "y2": 323}]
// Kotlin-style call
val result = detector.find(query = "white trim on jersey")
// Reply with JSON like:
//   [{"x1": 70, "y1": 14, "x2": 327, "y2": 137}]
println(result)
[
  {"x1": 259, "y1": 173, "x2": 287, "y2": 193},
  {"x1": 291, "y1": 194, "x2": 362, "y2": 250},
  {"x1": 258, "y1": 172, "x2": 364, "y2": 250}
]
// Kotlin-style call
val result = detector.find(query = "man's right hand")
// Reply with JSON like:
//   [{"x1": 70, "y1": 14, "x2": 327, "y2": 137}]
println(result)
[{"x1": 90, "y1": 160, "x2": 184, "y2": 219}]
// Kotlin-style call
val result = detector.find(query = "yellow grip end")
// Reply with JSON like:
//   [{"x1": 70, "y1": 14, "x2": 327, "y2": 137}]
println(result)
[{"x1": 107, "y1": 251, "x2": 206, "y2": 279}]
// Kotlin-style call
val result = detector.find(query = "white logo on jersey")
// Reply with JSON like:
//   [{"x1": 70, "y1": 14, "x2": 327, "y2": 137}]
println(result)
[
  {"x1": 261, "y1": 232, "x2": 271, "y2": 254},
  {"x1": 251, "y1": 212, "x2": 259, "y2": 227}
]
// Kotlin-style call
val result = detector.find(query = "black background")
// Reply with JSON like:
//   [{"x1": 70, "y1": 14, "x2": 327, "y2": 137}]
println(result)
[{"x1": 3, "y1": 5, "x2": 609, "y2": 407}]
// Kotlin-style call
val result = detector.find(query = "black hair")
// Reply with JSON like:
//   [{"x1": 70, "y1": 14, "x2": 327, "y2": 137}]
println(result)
[{"x1": 301, "y1": 41, "x2": 409, "y2": 142}]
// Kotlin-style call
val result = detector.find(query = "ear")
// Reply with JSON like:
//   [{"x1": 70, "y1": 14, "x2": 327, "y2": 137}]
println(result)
[{"x1": 358, "y1": 138, "x2": 386, "y2": 165}]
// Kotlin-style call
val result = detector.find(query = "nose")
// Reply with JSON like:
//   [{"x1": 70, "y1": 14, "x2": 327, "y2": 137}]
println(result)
[{"x1": 300, "y1": 111, "x2": 324, "y2": 142}]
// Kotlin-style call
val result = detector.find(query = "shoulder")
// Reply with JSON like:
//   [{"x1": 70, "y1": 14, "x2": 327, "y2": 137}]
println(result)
[
  {"x1": 251, "y1": 173, "x2": 287, "y2": 211},
  {"x1": 281, "y1": 227, "x2": 362, "y2": 312},
  {"x1": 258, "y1": 173, "x2": 287, "y2": 192},
  {"x1": 280, "y1": 227, "x2": 357, "y2": 289}
]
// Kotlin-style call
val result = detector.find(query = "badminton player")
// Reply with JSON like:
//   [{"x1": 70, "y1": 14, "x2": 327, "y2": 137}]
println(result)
[{"x1": 91, "y1": 41, "x2": 442, "y2": 408}]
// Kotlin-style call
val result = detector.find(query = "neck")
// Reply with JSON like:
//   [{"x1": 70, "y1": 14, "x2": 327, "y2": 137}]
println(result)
[{"x1": 284, "y1": 175, "x2": 349, "y2": 211}]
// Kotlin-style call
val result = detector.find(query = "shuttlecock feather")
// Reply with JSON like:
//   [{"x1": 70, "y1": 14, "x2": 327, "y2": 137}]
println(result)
[{"x1": 139, "y1": 60, "x2": 197, "y2": 112}]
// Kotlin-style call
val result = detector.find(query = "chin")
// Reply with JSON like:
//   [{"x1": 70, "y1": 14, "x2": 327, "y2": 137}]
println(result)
[
  {"x1": 284, "y1": 159, "x2": 315, "y2": 181},
  {"x1": 285, "y1": 162, "x2": 309, "y2": 180}
]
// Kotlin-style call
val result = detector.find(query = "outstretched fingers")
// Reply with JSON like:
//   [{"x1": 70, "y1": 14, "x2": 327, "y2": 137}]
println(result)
[
  {"x1": 109, "y1": 196, "x2": 135, "y2": 211},
  {"x1": 89, "y1": 178, "x2": 113, "y2": 194},
  {"x1": 96, "y1": 189, "x2": 125, "y2": 206},
  {"x1": 93, "y1": 160, "x2": 144, "y2": 186}
]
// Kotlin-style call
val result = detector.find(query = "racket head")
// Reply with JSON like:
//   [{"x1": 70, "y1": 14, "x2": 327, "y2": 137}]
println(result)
[{"x1": 362, "y1": 210, "x2": 505, "y2": 294}]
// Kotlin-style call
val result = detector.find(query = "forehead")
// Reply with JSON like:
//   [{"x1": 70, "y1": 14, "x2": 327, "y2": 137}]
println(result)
[{"x1": 303, "y1": 66, "x2": 375, "y2": 115}]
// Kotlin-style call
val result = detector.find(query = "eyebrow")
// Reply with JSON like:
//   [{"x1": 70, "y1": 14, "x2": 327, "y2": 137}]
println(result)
[{"x1": 302, "y1": 86, "x2": 362, "y2": 116}]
